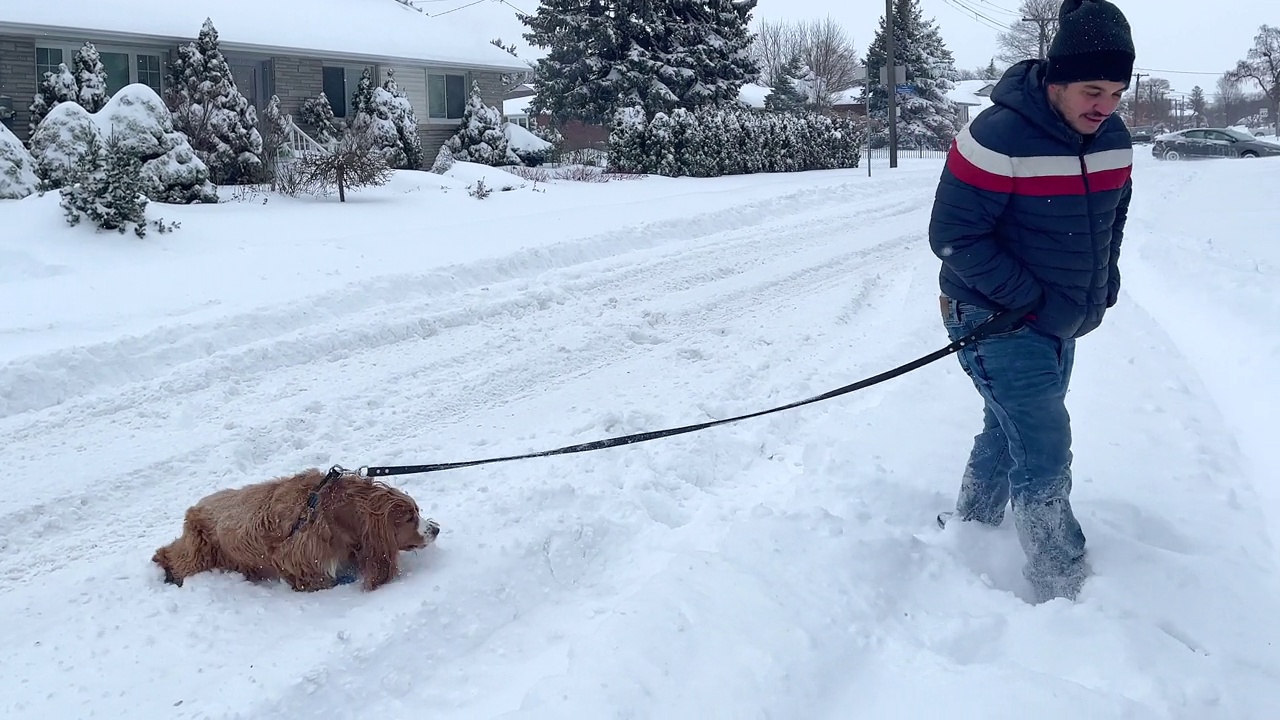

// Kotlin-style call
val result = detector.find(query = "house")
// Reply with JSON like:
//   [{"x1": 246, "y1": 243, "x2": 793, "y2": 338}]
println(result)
[
  {"x1": 945, "y1": 79, "x2": 996, "y2": 125},
  {"x1": 0, "y1": 0, "x2": 528, "y2": 166}
]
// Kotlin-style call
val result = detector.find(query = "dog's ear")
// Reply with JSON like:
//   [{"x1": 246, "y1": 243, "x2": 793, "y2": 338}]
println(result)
[{"x1": 355, "y1": 490, "x2": 403, "y2": 591}]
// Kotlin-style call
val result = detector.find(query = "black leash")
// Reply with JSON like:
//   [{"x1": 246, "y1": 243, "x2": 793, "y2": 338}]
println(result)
[{"x1": 354, "y1": 306, "x2": 1025, "y2": 479}]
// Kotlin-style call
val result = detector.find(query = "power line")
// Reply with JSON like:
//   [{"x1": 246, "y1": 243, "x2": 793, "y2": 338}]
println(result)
[
  {"x1": 424, "y1": 0, "x2": 487, "y2": 17},
  {"x1": 942, "y1": 0, "x2": 1010, "y2": 32},
  {"x1": 1134, "y1": 66, "x2": 1228, "y2": 76},
  {"x1": 972, "y1": 0, "x2": 1023, "y2": 18}
]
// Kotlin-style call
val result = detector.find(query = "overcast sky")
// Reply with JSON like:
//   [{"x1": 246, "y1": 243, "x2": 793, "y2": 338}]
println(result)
[{"x1": 751, "y1": 0, "x2": 1275, "y2": 96}]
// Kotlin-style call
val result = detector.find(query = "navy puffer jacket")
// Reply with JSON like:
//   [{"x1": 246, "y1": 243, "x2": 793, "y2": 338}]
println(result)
[{"x1": 928, "y1": 59, "x2": 1133, "y2": 339}]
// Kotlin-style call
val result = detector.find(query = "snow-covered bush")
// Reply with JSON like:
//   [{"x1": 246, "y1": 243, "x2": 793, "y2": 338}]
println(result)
[
  {"x1": 28, "y1": 63, "x2": 79, "y2": 139},
  {"x1": 165, "y1": 18, "x2": 264, "y2": 184},
  {"x1": 299, "y1": 92, "x2": 344, "y2": 144},
  {"x1": 346, "y1": 68, "x2": 423, "y2": 169},
  {"x1": 0, "y1": 122, "x2": 39, "y2": 199},
  {"x1": 608, "y1": 104, "x2": 865, "y2": 177},
  {"x1": 72, "y1": 42, "x2": 110, "y2": 113},
  {"x1": 59, "y1": 131, "x2": 151, "y2": 238},
  {"x1": 95, "y1": 84, "x2": 218, "y2": 204},
  {"x1": 504, "y1": 122, "x2": 553, "y2": 166},
  {"x1": 29, "y1": 101, "x2": 101, "y2": 190},
  {"x1": 443, "y1": 80, "x2": 519, "y2": 166}
]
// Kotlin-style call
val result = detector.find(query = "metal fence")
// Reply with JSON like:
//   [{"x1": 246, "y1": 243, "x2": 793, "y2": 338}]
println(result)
[{"x1": 864, "y1": 146, "x2": 948, "y2": 160}]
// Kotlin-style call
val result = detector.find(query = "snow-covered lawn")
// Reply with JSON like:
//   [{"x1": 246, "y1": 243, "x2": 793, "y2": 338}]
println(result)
[{"x1": 2, "y1": 152, "x2": 1278, "y2": 719}]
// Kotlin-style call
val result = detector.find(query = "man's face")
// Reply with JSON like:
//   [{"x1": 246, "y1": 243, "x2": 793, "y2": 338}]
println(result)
[{"x1": 1048, "y1": 80, "x2": 1128, "y2": 135}]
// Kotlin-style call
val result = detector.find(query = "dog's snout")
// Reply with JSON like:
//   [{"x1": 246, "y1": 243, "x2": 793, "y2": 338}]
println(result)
[{"x1": 419, "y1": 517, "x2": 441, "y2": 539}]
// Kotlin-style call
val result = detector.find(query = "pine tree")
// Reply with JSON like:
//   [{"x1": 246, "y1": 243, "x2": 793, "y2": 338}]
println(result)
[
  {"x1": 443, "y1": 80, "x2": 519, "y2": 166},
  {"x1": 60, "y1": 131, "x2": 151, "y2": 238},
  {"x1": 864, "y1": 0, "x2": 963, "y2": 149},
  {"x1": 97, "y1": 84, "x2": 219, "y2": 204},
  {"x1": 521, "y1": 0, "x2": 759, "y2": 123},
  {"x1": 350, "y1": 68, "x2": 377, "y2": 119},
  {"x1": 764, "y1": 53, "x2": 807, "y2": 113},
  {"x1": 73, "y1": 42, "x2": 110, "y2": 113},
  {"x1": 28, "y1": 63, "x2": 79, "y2": 139},
  {"x1": 0, "y1": 122, "x2": 39, "y2": 199},
  {"x1": 29, "y1": 100, "x2": 101, "y2": 190},
  {"x1": 165, "y1": 18, "x2": 264, "y2": 184},
  {"x1": 646, "y1": 0, "x2": 759, "y2": 112},
  {"x1": 1188, "y1": 85, "x2": 1208, "y2": 127},
  {"x1": 381, "y1": 69, "x2": 424, "y2": 169},
  {"x1": 985, "y1": 58, "x2": 999, "y2": 80},
  {"x1": 300, "y1": 92, "x2": 344, "y2": 144}
]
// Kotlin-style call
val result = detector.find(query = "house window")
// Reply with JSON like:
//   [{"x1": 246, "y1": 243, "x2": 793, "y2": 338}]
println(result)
[
  {"x1": 136, "y1": 55, "x2": 162, "y2": 95},
  {"x1": 36, "y1": 47, "x2": 64, "y2": 79},
  {"x1": 428, "y1": 73, "x2": 466, "y2": 119},
  {"x1": 322, "y1": 66, "x2": 347, "y2": 117},
  {"x1": 99, "y1": 52, "x2": 131, "y2": 96}
]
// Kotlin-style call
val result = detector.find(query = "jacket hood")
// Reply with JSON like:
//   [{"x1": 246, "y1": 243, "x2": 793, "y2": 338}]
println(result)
[{"x1": 990, "y1": 59, "x2": 1126, "y2": 147}]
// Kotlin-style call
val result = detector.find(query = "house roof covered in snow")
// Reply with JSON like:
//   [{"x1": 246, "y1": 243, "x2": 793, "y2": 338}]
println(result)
[
  {"x1": 0, "y1": 0, "x2": 528, "y2": 72},
  {"x1": 946, "y1": 79, "x2": 995, "y2": 112}
]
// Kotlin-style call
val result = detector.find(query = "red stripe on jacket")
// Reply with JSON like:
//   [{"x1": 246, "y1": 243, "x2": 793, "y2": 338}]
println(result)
[{"x1": 947, "y1": 141, "x2": 1132, "y2": 197}]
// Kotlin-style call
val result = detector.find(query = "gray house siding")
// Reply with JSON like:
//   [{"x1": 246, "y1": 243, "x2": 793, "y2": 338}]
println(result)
[{"x1": 0, "y1": 36, "x2": 38, "y2": 141}]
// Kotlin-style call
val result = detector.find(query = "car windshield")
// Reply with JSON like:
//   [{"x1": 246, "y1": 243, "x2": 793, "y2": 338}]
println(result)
[{"x1": 1223, "y1": 129, "x2": 1255, "y2": 142}]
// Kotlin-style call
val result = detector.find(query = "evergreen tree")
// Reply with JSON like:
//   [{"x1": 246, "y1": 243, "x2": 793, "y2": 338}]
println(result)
[
  {"x1": 1188, "y1": 85, "x2": 1208, "y2": 127},
  {"x1": 443, "y1": 80, "x2": 519, "y2": 166},
  {"x1": 521, "y1": 0, "x2": 759, "y2": 123},
  {"x1": 350, "y1": 67, "x2": 377, "y2": 119},
  {"x1": 60, "y1": 131, "x2": 151, "y2": 238},
  {"x1": 380, "y1": 69, "x2": 424, "y2": 169},
  {"x1": 29, "y1": 100, "x2": 101, "y2": 190},
  {"x1": 344, "y1": 68, "x2": 423, "y2": 169},
  {"x1": 165, "y1": 18, "x2": 264, "y2": 184},
  {"x1": 72, "y1": 42, "x2": 110, "y2": 113},
  {"x1": 764, "y1": 53, "x2": 807, "y2": 113},
  {"x1": 985, "y1": 58, "x2": 1000, "y2": 80},
  {"x1": 28, "y1": 63, "x2": 79, "y2": 139},
  {"x1": 0, "y1": 122, "x2": 39, "y2": 199},
  {"x1": 300, "y1": 92, "x2": 344, "y2": 144},
  {"x1": 97, "y1": 84, "x2": 219, "y2": 204},
  {"x1": 864, "y1": 0, "x2": 963, "y2": 149}
]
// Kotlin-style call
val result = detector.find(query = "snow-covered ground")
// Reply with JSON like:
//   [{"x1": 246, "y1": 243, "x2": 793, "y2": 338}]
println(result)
[{"x1": 2, "y1": 152, "x2": 1278, "y2": 719}]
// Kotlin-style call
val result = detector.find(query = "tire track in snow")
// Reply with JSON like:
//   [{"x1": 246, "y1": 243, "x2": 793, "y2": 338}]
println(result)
[
  {"x1": 0, "y1": 194, "x2": 930, "y2": 591},
  {"x1": 0, "y1": 178, "x2": 925, "y2": 420}
]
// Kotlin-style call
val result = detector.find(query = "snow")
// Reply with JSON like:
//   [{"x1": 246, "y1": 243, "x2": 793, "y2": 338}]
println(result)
[
  {"x1": 503, "y1": 122, "x2": 551, "y2": 153},
  {"x1": 0, "y1": 122, "x2": 38, "y2": 199},
  {"x1": 2, "y1": 0, "x2": 527, "y2": 71},
  {"x1": 2, "y1": 151, "x2": 1279, "y2": 718}
]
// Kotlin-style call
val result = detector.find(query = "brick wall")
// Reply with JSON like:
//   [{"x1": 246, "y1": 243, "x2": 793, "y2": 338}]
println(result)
[
  {"x1": 270, "y1": 56, "x2": 323, "y2": 123},
  {"x1": 0, "y1": 35, "x2": 37, "y2": 142}
]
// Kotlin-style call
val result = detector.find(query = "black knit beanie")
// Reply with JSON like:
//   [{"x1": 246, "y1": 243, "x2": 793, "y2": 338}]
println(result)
[{"x1": 1044, "y1": 0, "x2": 1135, "y2": 85}]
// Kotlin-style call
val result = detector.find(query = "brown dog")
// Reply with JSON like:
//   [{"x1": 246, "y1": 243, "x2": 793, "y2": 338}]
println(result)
[{"x1": 152, "y1": 468, "x2": 439, "y2": 592}]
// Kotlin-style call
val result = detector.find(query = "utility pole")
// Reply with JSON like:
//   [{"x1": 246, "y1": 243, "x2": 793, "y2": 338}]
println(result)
[
  {"x1": 1132, "y1": 72, "x2": 1147, "y2": 125},
  {"x1": 885, "y1": 0, "x2": 897, "y2": 168},
  {"x1": 1021, "y1": 15, "x2": 1053, "y2": 59}
]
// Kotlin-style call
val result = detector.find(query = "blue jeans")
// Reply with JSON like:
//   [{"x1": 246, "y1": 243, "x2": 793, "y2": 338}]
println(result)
[{"x1": 941, "y1": 295, "x2": 1088, "y2": 601}]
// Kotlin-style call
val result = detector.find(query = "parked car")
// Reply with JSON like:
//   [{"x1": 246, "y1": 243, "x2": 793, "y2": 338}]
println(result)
[
  {"x1": 1152, "y1": 127, "x2": 1280, "y2": 160},
  {"x1": 1130, "y1": 126, "x2": 1154, "y2": 144}
]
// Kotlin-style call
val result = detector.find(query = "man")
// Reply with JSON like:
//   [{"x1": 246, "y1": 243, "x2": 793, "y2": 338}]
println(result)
[{"x1": 928, "y1": 0, "x2": 1135, "y2": 603}]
